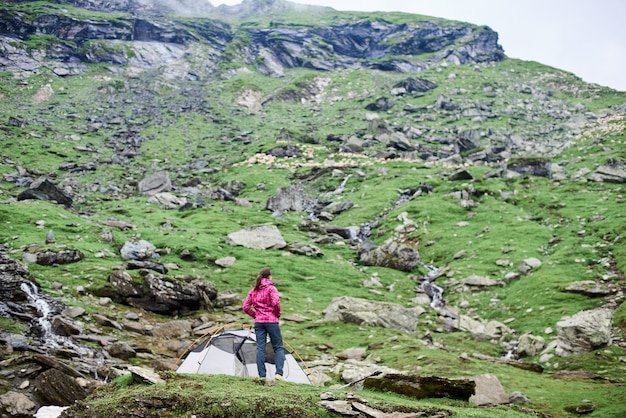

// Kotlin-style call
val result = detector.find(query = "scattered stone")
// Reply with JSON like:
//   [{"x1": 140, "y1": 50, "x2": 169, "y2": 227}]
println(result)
[
  {"x1": 556, "y1": 308, "x2": 613, "y2": 356},
  {"x1": 226, "y1": 224, "x2": 286, "y2": 250},
  {"x1": 215, "y1": 256, "x2": 236, "y2": 268},
  {"x1": 469, "y1": 374, "x2": 509, "y2": 406},
  {"x1": 519, "y1": 258, "x2": 542, "y2": 274},
  {"x1": 324, "y1": 296, "x2": 424, "y2": 333}
]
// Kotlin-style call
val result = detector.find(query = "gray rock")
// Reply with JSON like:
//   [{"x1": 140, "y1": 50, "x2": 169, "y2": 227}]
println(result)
[
  {"x1": 107, "y1": 342, "x2": 137, "y2": 360},
  {"x1": 107, "y1": 270, "x2": 217, "y2": 315},
  {"x1": 214, "y1": 290, "x2": 241, "y2": 308},
  {"x1": 469, "y1": 374, "x2": 509, "y2": 406},
  {"x1": 455, "y1": 315, "x2": 513, "y2": 342},
  {"x1": 589, "y1": 163, "x2": 626, "y2": 183},
  {"x1": 462, "y1": 275, "x2": 501, "y2": 287},
  {"x1": 0, "y1": 253, "x2": 32, "y2": 301},
  {"x1": 51, "y1": 316, "x2": 82, "y2": 336},
  {"x1": 128, "y1": 366, "x2": 166, "y2": 385},
  {"x1": 516, "y1": 333, "x2": 545, "y2": 357},
  {"x1": 151, "y1": 320, "x2": 192, "y2": 339},
  {"x1": 33, "y1": 368, "x2": 88, "y2": 406},
  {"x1": 147, "y1": 192, "x2": 186, "y2": 209},
  {"x1": 226, "y1": 224, "x2": 286, "y2": 250},
  {"x1": 120, "y1": 239, "x2": 157, "y2": 260},
  {"x1": 563, "y1": 280, "x2": 613, "y2": 297},
  {"x1": 0, "y1": 391, "x2": 37, "y2": 416},
  {"x1": 214, "y1": 256, "x2": 236, "y2": 267},
  {"x1": 137, "y1": 171, "x2": 172, "y2": 195},
  {"x1": 335, "y1": 347, "x2": 367, "y2": 360},
  {"x1": 519, "y1": 257, "x2": 542, "y2": 274},
  {"x1": 556, "y1": 308, "x2": 613, "y2": 356},
  {"x1": 92, "y1": 313, "x2": 123, "y2": 330},
  {"x1": 286, "y1": 242, "x2": 323, "y2": 257},
  {"x1": 324, "y1": 296, "x2": 424, "y2": 333},
  {"x1": 17, "y1": 178, "x2": 73, "y2": 207},
  {"x1": 35, "y1": 249, "x2": 84, "y2": 266},
  {"x1": 359, "y1": 238, "x2": 420, "y2": 272},
  {"x1": 266, "y1": 185, "x2": 305, "y2": 212}
]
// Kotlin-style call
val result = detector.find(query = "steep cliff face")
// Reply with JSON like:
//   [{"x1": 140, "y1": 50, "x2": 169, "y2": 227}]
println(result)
[{"x1": 0, "y1": 0, "x2": 505, "y2": 77}]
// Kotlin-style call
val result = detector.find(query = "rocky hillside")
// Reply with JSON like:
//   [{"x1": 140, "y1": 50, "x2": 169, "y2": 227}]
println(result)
[{"x1": 1, "y1": 0, "x2": 626, "y2": 417}]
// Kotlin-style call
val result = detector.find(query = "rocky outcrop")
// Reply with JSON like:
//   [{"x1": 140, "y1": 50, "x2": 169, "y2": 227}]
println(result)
[
  {"x1": 324, "y1": 296, "x2": 425, "y2": 333},
  {"x1": 266, "y1": 185, "x2": 305, "y2": 212},
  {"x1": 364, "y1": 373, "x2": 475, "y2": 401},
  {"x1": 0, "y1": 252, "x2": 32, "y2": 301},
  {"x1": 0, "y1": 1, "x2": 504, "y2": 79},
  {"x1": 226, "y1": 224, "x2": 286, "y2": 249},
  {"x1": 359, "y1": 238, "x2": 420, "y2": 272},
  {"x1": 556, "y1": 308, "x2": 613, "y2": 356},
  {"x1": 105, "y1": 270, "x2": 217, "y2": 315},
  {"x1": 17, "y1": 178, "x2": 73, "y2": 207}
]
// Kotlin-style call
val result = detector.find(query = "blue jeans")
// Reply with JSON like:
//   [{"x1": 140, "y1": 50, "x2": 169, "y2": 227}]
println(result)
[{"x1": 254, "y1": 322, "x2": 285, "y2": 378}]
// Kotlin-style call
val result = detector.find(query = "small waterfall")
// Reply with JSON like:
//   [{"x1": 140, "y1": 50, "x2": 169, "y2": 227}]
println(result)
[
  {"x1": 419, "y1": 265, "x2": 445, "y2": 309},
  {"x1": 20, "y1": 281, "x2": 57, "y2": 342},
  {"x1": 418, "y1": 265, "x2": 460, "y2": 321},
  {"x1": 19, "y1": 281, "x2": 89, "y2": 356}
]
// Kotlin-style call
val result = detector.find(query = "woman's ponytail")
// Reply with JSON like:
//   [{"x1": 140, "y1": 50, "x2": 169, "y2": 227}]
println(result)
[{"x1": 254, "y1": 267, "x2": 271, "y2": 290}]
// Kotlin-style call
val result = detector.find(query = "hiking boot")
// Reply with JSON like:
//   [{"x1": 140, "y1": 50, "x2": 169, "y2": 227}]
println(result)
[{"x1": 275, "y1": 375, "x2": 286, "y2": 382}]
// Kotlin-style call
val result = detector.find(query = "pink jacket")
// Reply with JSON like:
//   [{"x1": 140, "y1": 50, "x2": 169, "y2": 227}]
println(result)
[{"x1": 242, "y1": 278, "x2": 281, "y2": 323}]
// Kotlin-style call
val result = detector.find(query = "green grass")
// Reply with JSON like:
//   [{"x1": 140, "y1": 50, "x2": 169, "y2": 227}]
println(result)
[{"x1": 1, "y1": 5, "x2": 626, "y2": 417}]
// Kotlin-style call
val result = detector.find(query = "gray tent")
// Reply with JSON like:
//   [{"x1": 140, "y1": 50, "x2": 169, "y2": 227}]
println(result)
[{"x1": 176, "y1": 328, "x2": 311, "y2": 384}]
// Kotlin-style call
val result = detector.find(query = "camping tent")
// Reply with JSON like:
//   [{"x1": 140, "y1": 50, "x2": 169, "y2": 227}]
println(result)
[{"x1": 176, "y1": 328, "x2": 311, "y2": 384}]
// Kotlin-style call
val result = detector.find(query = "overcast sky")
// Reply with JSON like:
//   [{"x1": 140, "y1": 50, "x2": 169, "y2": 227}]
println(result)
[{"x1": 212, "y1": 0, "x2": 626, "y2": 91}]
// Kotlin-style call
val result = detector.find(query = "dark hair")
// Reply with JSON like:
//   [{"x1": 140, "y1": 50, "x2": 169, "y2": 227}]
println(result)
[{"x1": 254, "y1": 267, "x2": 271, "y2": 290}]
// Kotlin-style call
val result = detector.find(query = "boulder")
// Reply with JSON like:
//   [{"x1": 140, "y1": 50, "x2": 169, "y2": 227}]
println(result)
[
  {"x1": 563, "y1": 281, "x2": 613, "y2": 297},
  {"x1": 137, "y1": 171, "x2": 172, "y2": 195},
  {"x1": 266, "y1": 185, "x2": 305, "y2": 212},
  {"x1": 214, "y1": 256, "x2": 236, "y2": 268},
  {"x1": 589, "y1": 163, "x2": 626, "y2": 183},
  {"x1": 107, "y1": 342, "x2": 136, "y2": 360},
  {"x1": 518, "y1": 257, "x2": 542, "y2": 274},
  {"x1": 226, "y1": 224, "x2": 286, "y2": 250},
  {"x1": 35, "y1": 249, "x2": 84, "y2": 266},
  {"x1": 120, "y1": 239, "x2": 157, "y2": 260},
  {"x1": 516, "y1": 333, "x2": 545, "y2": 358},
  {"x1": 286, "y1": 242, "x2": 323, "y2": 257},
  {"x1": 147, "y1": 192, "x2": 187, "y2": 209},
  {"x1": 51, "y1": 316, "x2": 82, "y2": 336},
  {"x1": 392, "y1": 77, "x2": 437, "y2": 93},
  {"x1": 556, "y1": 308, "x2": 613, "y2": 356},
  {"x1": 455, "y1": 315, "x2": 513, "y2": 342},
  {"x1": 0, "y1": 391, "x2": 37, "y2": 417},
  {"x1": 0, "y1": 253, "x2": 32, "y2": 301},
  {"x1": 324, "y1": 296, "x2": 424, "y2": 333},
  {"x1": 359, "y1": 239, "x2": 420, "y2": 272},
  {"x1": 469, "y1": 374, "x2": 510, "y2": 406},
  {"x1": 507, "y1": 158, "x2": 551, "y2": 178},
  {"x1": 325, "y1": 226, "x2": 360, "y2": 240},
  {"x1": 107, "y1": 270, "x2": 217, "y2": 315},
  {"x1": 17, "y1": 178, "x2": 73, "y2": 207},
  {"x1": 151, "y1": 320, "x2": 192, "y2": 339},
  {"x1": 364, "y1": 373, "x2": 475, "y2": 401},
  {"x1": 33, "y1": 368, "x2": 88, "y2": 406}
]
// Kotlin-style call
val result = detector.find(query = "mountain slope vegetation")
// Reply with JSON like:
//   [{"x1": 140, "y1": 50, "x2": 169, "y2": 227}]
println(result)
[{"x1": 0, "y1": 0, "x2": 625, "y2": 417}]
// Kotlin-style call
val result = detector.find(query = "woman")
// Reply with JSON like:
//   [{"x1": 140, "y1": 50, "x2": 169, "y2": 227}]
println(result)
[{"x1": 242, "y1": 267, "x2": 285, "y2": 380}]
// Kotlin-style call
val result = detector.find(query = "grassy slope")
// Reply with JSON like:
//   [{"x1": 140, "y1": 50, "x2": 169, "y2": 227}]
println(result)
[{"x1": 1, "y1": 5, "x2": 626, "y2": 417}]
